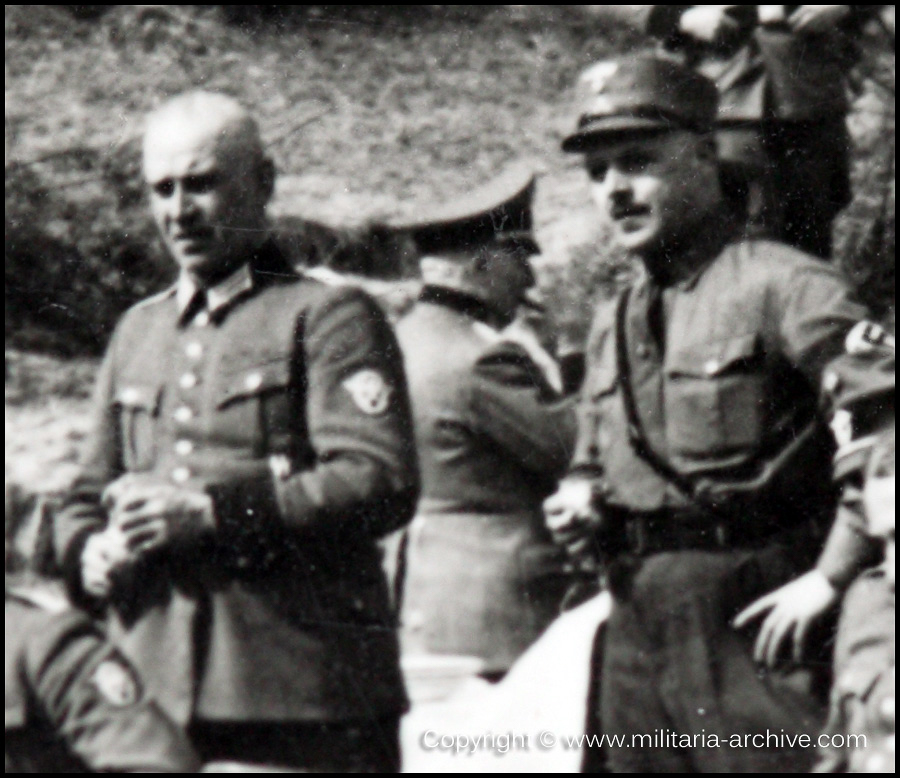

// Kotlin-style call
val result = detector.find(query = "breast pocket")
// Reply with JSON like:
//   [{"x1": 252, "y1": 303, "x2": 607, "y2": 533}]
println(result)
[
  {"x1": 114, "y1": 384, "x2": 162, "y2": 472},
  {"x1": 215, "y1": 359, "x2": 299, "y2": 456},
  {"x1": 664, "y1": 334, "x2": 767, "y2": 465}
]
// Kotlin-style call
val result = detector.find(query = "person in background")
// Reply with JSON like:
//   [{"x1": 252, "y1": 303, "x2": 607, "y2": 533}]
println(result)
[
  {"x1": 6, "y1": 493, "x2": 200, "y2": 773},
  {"x1": 645, "y1": 5, "x2": 883, "y2": 259},
  {"x1": 390, "y1": 167, "x2": 576, "y2": 679}
]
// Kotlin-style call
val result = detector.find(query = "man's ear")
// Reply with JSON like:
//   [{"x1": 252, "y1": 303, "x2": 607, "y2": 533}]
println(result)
[{"x1": 257, "y1": 157, "x2": 276, "y2": 203}]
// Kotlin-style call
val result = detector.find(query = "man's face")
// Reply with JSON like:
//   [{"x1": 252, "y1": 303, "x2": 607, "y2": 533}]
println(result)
[
  {"x1": 476, "y1": 248, "x2": 536, "y2": 326},
  {"x1": 583, "y1": 130, "x2": 718, "y2": 257},
  {"x1": 143, "y1": 113, "x2": 270, "y2": 283}
]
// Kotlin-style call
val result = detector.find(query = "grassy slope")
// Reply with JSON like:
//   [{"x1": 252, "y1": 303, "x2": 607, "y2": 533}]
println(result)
[{"x1": 5, "y1": 5, "x2": 894, "y2": 500}]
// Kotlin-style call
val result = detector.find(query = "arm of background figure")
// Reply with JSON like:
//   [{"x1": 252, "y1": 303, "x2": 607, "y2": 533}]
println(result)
[
  {"x1": 23, "y1": 609, "x2": 200, "y2": 772},
  {"x1": 468, "y1": 340, "x2": 577, "y2": 481}
]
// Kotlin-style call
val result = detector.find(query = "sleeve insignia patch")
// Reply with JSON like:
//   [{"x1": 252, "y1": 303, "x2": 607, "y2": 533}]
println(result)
[
  {"x1": 342, "y1": 369, "x2": 392, "y2": 415},
  {"x1": 91, "y1": 659, "x2": 140, "y2": 707}
]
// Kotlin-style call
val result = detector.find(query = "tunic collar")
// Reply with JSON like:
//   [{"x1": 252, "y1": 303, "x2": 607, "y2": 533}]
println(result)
[{"x1": 176, "y1": 263, "x2": 255, "y2": 320}]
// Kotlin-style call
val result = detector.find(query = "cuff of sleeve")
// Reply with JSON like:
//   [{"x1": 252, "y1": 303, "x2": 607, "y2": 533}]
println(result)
[
  {"x1": 60, "y1": 529, "x2": 104, "y2": 616},
  {"x1": 204, "y1": 469, "x2": 284, "y2": 537}
]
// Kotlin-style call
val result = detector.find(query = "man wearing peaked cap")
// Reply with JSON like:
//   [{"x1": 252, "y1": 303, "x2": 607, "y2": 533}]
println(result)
[
  {"x1": 561, "y1": 54, "x2": 719, "y2": 152},
  {"x1": 545, "y1": 53, "x2": 883, "y2": 771},
  {"x1": 389, "y1": 167, "x2": 577, "y2": 677}
]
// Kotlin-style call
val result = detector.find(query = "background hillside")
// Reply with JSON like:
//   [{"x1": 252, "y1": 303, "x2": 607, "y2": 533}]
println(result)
[{"x1": 5, "y1": 5, "x2": 895, "y2": 513}]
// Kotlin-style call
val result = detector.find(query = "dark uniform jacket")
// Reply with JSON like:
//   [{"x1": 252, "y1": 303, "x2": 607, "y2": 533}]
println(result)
[
  {"x1": 6, "y1": 588, "x2": 199, "y2": 773},
  {"x1": 54, "y1": 242, "x2": 419, "y2": 725},
  {"x1": 394, "y1": 291, "x2": 576, "y2": 671}
]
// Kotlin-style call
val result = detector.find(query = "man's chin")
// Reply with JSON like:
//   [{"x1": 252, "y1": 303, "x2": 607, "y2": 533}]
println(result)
[
  {"x1": 168, "y1": 249, "x2": 221, "y2": 278},
  {"x1": 612, "y1": 224, "x2": 659, "y2": 255}
]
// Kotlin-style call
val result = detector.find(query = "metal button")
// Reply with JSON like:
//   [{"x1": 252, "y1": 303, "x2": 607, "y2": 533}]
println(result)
[
  {"x1": 194, "y1": 310, "x2": 210, "y2": 327},
  {"x1": 173, "y1": 406, "x2": 193, "y2": 423},
  {"x1": 120, "y1": 387, "x2": 140, "y2": 404},
  {"x1": 704, "y1": 359, "x2": 720, "y2": 375},
  {"x1": 185, "y1": 342, "x2": 203, "y2": 359},
  {"x1": 174, "y1": 439, "x2": 194, "y2": 456},
  {"x1": 171, "y1": 466, "x2": 191, "y2": 484},
  {"x1": 179, "y1": 373, "x2": 198, "y2": 390},
  {"x1": 407, "y1": 610, "x2": 424, "y2": 629},
  {"x1": 244, "y1": 372, "x2": 263, "y2": 391}
]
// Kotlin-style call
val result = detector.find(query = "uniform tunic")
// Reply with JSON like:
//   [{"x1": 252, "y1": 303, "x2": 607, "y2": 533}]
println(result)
[
  {"x1": 6, "y1": 589, "x2": 199, "y2": 773},
  {"x1": 575, "y1": 234, "x2": 869, "y2": 772},
  {"x1": 394, "y1": 291, "x2": 576, "y2": 672},
  {"x1": 54, "y1": 243, "x2": 418, "y2": 736},
  {"x1": 816, "y1": 567, "x2": 895, "y2": 773}
]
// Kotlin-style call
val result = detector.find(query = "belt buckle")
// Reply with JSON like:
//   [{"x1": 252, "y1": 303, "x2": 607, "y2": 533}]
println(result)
[
  {"x1": 714, "y1": 523, "x2": 729, "y2": 548},
  {"x1": 627, "y1": 517, "x2": 648, "y2": 555}
]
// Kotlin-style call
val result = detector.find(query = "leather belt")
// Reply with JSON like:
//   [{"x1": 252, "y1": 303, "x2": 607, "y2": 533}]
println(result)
[{"x1": 608, "y1": 508, "x2": 815, "y2": 557}]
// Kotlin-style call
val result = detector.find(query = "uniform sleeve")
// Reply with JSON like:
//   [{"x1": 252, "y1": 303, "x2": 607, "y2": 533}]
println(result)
[
  {"x1": 209, "y1": 287, "x2": 419, "y2": 539},
  {"x1": 769, "y1": 257, "x2": 869, "y2": 396},
  {"x1": 24, "y1": 611, "x2": 200, "y2": 772},
  {"x1": 469, "y1": 340, "x2": 577, "y2": 480},
  {"x1": 816, "y1": 483, "x2": 881, "y2": 589},
  {"x1": 54, "y1": 326, "x2": 125, "y2": 608},
  {"x1": 814, "y1": 569, "x2": 895, "y2": 773}
]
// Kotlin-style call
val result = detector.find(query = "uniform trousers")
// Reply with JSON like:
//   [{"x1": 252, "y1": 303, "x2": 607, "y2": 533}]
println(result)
[
  {"x1": 189, "y1": 715, "x2": 401, "y2": 773},
  {"x1": 594, "y1": 542, "x2": 831, "y2": 773}
]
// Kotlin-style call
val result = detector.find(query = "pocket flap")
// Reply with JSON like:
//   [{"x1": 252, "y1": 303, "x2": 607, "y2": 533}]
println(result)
[
  {"x1": 114, "y1": 384, "x2": 161, "y2": 412},
  {"x1": 667, "y1": 333, "x2": 761, "y2": 378},
  {"x1": 217, "y1": 360, "x2": 290, "y2": 407}
]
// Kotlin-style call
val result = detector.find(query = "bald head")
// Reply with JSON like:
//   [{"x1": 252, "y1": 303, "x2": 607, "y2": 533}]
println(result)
[
  {"x1": 143, "y1": 91, "x2": 265, "y2": 179},
  {"x1": 141, "y1": 91, "x2": 274, "y2": 284}
]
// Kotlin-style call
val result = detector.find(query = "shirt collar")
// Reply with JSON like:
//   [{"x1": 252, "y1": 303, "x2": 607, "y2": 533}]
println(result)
[{"x1": 176, "y1": 263, "x2": 255, "y2": 318}]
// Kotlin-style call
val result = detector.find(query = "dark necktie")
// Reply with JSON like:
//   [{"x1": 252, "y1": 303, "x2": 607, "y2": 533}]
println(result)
[{"x1": 179, "y1": 287, "x2": 207, "y2": 327}]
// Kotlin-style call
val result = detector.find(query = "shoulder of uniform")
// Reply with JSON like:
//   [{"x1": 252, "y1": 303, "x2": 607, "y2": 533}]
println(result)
[
  {"x1": 6, "y1": 584, "x2": 71, "y2": 615},
  {"x1": 113, "y1": 285, "x2": 177, "y2": 339},
  {"x1": 7, "y1": 589, "x2": 94, "y2": 665},
  {"x1": 300, "y1": 274, "x2": 384, "y2": 316},
  {"x1": 126, "y1": 284, "x2": 177, "y2": 314},
  {"x1": 728, "y1": 238, "x2": 847, "y2": 280}
]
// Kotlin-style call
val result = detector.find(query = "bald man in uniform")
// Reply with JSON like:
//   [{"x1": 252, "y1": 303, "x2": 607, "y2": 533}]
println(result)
[{"x1": 54, "y1": 91, "x2": 419, "y2": 771}]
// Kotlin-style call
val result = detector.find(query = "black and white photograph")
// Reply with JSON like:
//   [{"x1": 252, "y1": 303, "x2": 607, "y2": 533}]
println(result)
[{"x1": 6, "y1": 5, "x2": 895, "y2": 772}]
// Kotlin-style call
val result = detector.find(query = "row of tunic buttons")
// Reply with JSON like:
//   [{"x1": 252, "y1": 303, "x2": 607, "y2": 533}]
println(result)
[{"x1": 172, "y1": 340, "x2": 204, "y2": 484}]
